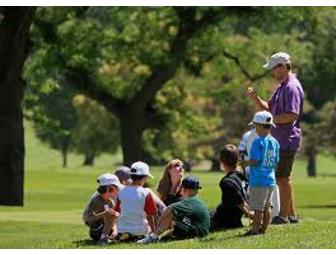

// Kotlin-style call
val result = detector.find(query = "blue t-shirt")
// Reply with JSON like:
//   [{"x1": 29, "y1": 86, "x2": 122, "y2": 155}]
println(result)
[{"x1": 249, "y1": 135, "x2": 280, "y2": 187}]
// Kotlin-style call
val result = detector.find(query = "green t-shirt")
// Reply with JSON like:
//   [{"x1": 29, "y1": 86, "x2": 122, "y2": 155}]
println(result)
[{"x1": 171, "y1": 196, "x2": 210, "y2": 238}]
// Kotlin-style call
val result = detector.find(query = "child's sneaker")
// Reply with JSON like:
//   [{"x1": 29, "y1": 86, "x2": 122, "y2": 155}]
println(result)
[
  {"x1": 97, "y1": 237, "x2": 112, "y2": 245},
  {"x1": 271, "y1": 215, "x2": 290, "y2": 224},
  {"x1": 288, "y1": 215, "x2": 299, "y2": 224},
  {"x1": 137, "y1": 233, "x2": 159, "y2": 244},
  {"x1": 242, "y1": 230, "x2": 259, "y2": 236}
]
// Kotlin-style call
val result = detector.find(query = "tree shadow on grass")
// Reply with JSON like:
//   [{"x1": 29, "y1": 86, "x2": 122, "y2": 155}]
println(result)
[
  {"x1": 199, "y1": 227, "x2": 249, "y2": 243},
  {"x1": 319, "y1": 173, "x2": 336, "y2": 178},
  {"x1": 300, "y1": 204, "x2": 336, "y2": 209},
  {"x1": 199, "y1": 234, "x2": 243, "y2": 243}
]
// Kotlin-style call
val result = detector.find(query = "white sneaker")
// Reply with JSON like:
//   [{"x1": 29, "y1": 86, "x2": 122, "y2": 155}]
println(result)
[
  {"x1": 97, "y1": 237, "x2": 112, "y2": 245},
  {"x1": 137, "y1": 233, "x2": 159, "y2": 244}
]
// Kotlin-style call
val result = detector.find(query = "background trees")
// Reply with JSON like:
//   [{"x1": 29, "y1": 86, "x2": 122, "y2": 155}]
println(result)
[
  {"x1": 27, "y1": 7, "x2": 264, "y2": 165},
  {"x1": 25, "y1": 7, "x2": 336, "y2": 171}
]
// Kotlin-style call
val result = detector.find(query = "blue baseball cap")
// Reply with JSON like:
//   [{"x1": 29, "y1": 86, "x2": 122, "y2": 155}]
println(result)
[{"x1": 181, "y1": 176, "x2": 202, "y2": 190}]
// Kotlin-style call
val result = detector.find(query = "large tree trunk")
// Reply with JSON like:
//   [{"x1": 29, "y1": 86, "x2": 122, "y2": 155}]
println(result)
[
  {"x1": 0, "y1": 7, "x2": 35, "y2": 205},
  {"x1": 119, "y1": 109, "x2": 145, "y2": 166}
]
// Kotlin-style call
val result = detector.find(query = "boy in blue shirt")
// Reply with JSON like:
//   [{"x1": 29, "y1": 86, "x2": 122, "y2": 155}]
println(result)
[{"x1": 240, "y1": 111, "x2": 280, "y2": 235}]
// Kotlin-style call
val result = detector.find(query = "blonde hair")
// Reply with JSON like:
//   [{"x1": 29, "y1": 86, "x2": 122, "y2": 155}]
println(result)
[{"x1": 157, "y1": 159, "x2": 183, "y2": 202}]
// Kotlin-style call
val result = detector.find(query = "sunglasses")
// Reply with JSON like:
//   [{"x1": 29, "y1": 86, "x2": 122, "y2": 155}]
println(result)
[
  {"x1": 173, "y1": 163, "x2": 183, "y2": 168},
  {"x1": 108, "y1": 186, "x2": 116, "y2": 192}
]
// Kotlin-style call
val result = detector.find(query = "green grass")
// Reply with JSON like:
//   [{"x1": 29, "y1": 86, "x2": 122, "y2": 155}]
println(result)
[{"x1": 0, "y1": 122, "x2": 335, "y2": 248}]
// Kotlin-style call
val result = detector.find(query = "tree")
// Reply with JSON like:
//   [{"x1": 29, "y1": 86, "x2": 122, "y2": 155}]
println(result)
[
  {"x1": 24, "y1": 81, "x2": 78, "y2": 168},
  {"x1": 299, "y1": 7, "x2": 336, "y2": 176},
  {"x1": 316, "y1": 100, "x2": 336, "y2": 165},
  {"x1": 72, "y1": 95, "x2": 120, "y2": 166},
  {"x1": 25, "y1": 55, "x2": 121, "y2": 168},
  {"x1": 0, "y1": 7, "x2": 35, "y2": 205},
  {"x1": 29, "y1": 7, "x2": 260, "y2": 166}
]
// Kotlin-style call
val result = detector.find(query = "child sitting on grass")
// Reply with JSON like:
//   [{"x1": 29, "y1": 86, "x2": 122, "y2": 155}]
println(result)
[
  {"x1": 240, "y1": 111, "x2": 280, "y2": 236},
  {"x1": 137, "y1": 175, "x2": 210, "y2": 244},
  {"x1": 210, "y1": 144, "x2": 252, "y2": 231},
  {"x1": 114, "y1": 161, "x2": 158, "y2": 241},
  {"x1": 82, "y1": 173, "x2": 122, "y2": 245}
]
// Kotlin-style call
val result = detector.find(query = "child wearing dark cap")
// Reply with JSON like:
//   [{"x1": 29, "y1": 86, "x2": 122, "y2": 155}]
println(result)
[
  {"x1": 137, "y1": 175, "x2": 210, "y2": 244},
  {"x1": 115, "y1": 166, "x2": 132, "y2": 185}
]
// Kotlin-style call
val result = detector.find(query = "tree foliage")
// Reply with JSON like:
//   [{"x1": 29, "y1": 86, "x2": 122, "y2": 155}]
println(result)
[
  {"x1": 72, "y1": 95, "x2": 120, "y2": 165},
  {"x1": 25, "y1": 7, "x2": 336, "y2": 170}
]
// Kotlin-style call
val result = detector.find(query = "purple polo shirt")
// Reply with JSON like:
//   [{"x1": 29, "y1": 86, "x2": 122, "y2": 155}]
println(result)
[{"x1": 268, "y1": 74, "x2": 304, "y2": 151}]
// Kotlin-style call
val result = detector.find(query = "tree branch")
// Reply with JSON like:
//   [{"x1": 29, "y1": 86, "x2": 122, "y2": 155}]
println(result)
[
  {"x1": 222, "y1": 49, "x2": 268, "y2": 82},
  {"x1": 64, "y1": 67, "x2": 125, "y2": 115},
  {"x1": 130, "y1": 7, "x2": 228, "y2": 111},
  {"x1": 33, "y1": 13, "x2": 126, "y2": 116}
]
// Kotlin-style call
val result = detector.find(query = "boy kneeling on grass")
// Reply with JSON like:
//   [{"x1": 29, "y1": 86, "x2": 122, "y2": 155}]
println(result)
[
  {"x1": 240, "y1": 111, "x2": 280, "y2": 236},
  {"x1": 82, "y1": 173, "x2": 122, "y2": 245},
  {"x1": 137, "y1": 175, "x2": 210, "y2": 244},
  {"x1": 114, "y1": 161, "x2": 158, "y2": 241}
]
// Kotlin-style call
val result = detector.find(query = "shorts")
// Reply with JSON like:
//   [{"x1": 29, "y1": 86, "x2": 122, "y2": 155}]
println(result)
[
  {"x1": 171, "y1": 224, "x2": 190, "y2": 240},
  {"x1": 276, "y1": 150, "x2": 296, "y2": 178},
  {"x1": 88, "y1": 222, "x2": 104, "y2": 242},
  {"x1": 171, "y1": 207, "x2": 197, "y2": 239},
  {"x1": 249, "y1": 187, "x2": 274, "y2": 211}
]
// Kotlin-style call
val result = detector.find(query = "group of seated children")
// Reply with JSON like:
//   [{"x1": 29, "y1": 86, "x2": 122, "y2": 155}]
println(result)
[{"x1": 82, "y1": 110, "x2": 280, "y2": 244}]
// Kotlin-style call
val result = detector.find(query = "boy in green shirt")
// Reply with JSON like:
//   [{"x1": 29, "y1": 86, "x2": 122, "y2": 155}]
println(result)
[{"x1": 137, "y1": 175, "x2": 210, "y2": 244}]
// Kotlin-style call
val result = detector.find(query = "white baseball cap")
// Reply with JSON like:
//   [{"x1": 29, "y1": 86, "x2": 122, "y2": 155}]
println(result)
[
  {"x1": 97, "y1": 173, "x2": 123, "y2": 189},
  {"x1": 249, "y1": 110, "x2": 275, "y2": 127},
  {"x1": 130, "y1": 161, "x2": 154, "y2": 178},
  {"x1": 263, "y1": 52, "x2": 291, "y2": 70}
]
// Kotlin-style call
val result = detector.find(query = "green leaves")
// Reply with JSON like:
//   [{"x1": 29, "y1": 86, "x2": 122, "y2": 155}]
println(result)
[
  {"x1": 57, "y1": 18, "x2": 102, "y2": 70},
  {"x1": 72, "y1": 95, "x2": 120, "y2": 156},
  {"x1": 24, "y1": 6, "x2": 336, "y2": 165}
]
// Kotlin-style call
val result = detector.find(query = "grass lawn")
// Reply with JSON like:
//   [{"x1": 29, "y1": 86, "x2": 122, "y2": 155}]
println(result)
[{"x1": 0, "y1": 123, "x2": 335, "y2": 248}]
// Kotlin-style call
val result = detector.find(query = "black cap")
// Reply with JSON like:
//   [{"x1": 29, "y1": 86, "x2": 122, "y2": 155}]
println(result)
[{"x1": 181, "y1": 176, "x2": 201, "y2": 190}]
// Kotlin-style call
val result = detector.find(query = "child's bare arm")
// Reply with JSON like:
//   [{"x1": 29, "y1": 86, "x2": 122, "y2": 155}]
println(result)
[
  {"x1": 88, "y1": 207, "x2": 119, "y2": 223},
  {"x1": 238, "y1": 202, "x2": 254, "y2": 219},
  {"x1": 147, "y1": 214, "x2": 157, "y2": 231},
  {"x1": 239, "y1": 159, "x2": 258, "y2": 168},
  {"x1": 87, "y1": 210, "x2": 108, "y2": 223}
]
